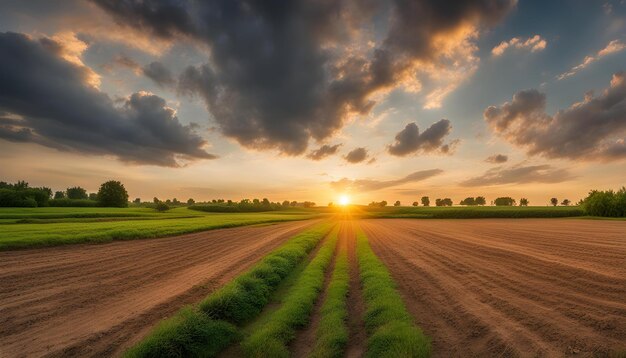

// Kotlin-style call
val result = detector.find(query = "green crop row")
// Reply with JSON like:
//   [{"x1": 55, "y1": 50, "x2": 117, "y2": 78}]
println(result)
[
  {"x1": 125, "y1": 222, "x2": 334, "y2": 358},
  {"x1": 309, "y1": 239, "x2": 349, "y2": 358},
  {"x1": 241, "y1": 226, "x2": 340, "y2": 357},
  {"x1": 356, "y1": 228, "x2": 431, "y2": 357}
]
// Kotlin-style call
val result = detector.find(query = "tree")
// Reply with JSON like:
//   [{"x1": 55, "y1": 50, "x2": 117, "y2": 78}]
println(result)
[
  {"x1": 519, "y1": 198, "x2": 529, "y2": 206},
  {"x1": 66, "y1": 186, "x2": 88, "y2": 200},
  {"x1": 394, "y1": 200, "x2": 401, "y2": 207},
  {"x1": 380, "y1": 200, "x2": 388, "y2": 207},
  {"x1": 153, "y1": 197, "x2": 160, "y2": 204},
  {"x1": 494, "y1": 197, "x2": 516, "y2": 206},
  {"x1": 561, "y1": 199, "x2": 571, "y2": 206},
  {"x1": 435, "y1": 198, "x2": 452, "y2": 206},
  {"x1": 282, "y1": 200, "x2": 290, "y2": 207},
  {"x1": 89, "y1": 193, "x2": 97, "y2": 200},
  {"x1": 133, "y1": 198, "x2": 141, "y2": 204},
  {"x1": 155, "y1": 202, "x2": 170, "y2": 212},
  {"x1": 475, "y1": 196, "x2": 486, "y2": 206},
  {"x1": 54, "y1": 191, "x2": 65, "y2": 199},
  {"x1": 172, "y1": 198, "x2": 180, "y2": 205},
  {"x1": 97, "y1": 180, "x2": 129, "y2": 207},
  {"x1": 459, "y1": 197, "x2": 476, "y2": 206},
  {"x1": 303, "y1": 201, "x2": 316, "y2": 208},
  {"x1": 187, "y1": 198, "x2": 195, "y2": 205},
  {"x1": 550, "y1": 197, "x2": 558, "y2": 206},
  {"x1": 290, "y1": 201, "x2": 298, "y2": 207},
  {"x1": 412, "y1": 201, "x2": 418, "y2": 207},
  {"x1": 421, "y1": 196, "x2": 430, "y2": 207}
]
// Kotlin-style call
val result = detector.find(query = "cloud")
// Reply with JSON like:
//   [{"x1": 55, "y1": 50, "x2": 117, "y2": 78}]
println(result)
[
  {"x1": 94, "y1": 0, "x2": 515, "y2": 155},
  {"x1": 344, "y1": 147, "x2": 369, "y2": 164},
  {"x1": 330, "y1": 169, "x2": 443, "y2": 192},
  {"x1": 460, "y1": 164, "x2": 574, "y2": 187},
  {"x1": 307, "y1": 144, "x2": 342, "y2": 161},
  {"x1": 0, "y1": 32, "x2": 215, "y2": 167},
  {"x1": 387, "y1": 119, "x2": 455, "y2": 156},
  {"x1": 484, "y1": 72, "x2": 626, "y2": 161},
  {"x1": 485, "y1": 154, "x2": 508, "y2": 163},
  {"x1": 104, "y1": 56, "x2": 175, "y2": 87},
  {"x1": 491, "y1": 35, "x2": 547, "y2": 56},
  {"x1": 142, "y1": 61, "x2": 175, "y2": 87},
  {"x1": 557, "y1": 40, "x2": 625, "y2": 80}
]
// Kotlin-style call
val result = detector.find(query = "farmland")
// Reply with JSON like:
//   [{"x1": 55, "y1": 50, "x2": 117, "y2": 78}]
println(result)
[
  {"x1": 0, "y1": 207, "x2": 319, "y2": 250},
  {"x1": 1, "y1": 210, "x2": 625, "y2": 357}
]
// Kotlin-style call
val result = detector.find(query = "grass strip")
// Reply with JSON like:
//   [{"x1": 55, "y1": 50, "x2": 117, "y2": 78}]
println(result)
[
  {"x1": 125, "y1": 222, "x2": 334, "y2": 358},
  {"x1": 361, "y1": 206, "x2": 583, "y2": 219},
  {"x1": 0, "y1": 211, "x2": 317, "y2": 250},
  {"x1": 241, "y1": 226, "x2": 340, "y2": 357},
  {"x1": 309, "y1": 238, "x2": 349, "y2": 358},
  {"x1": 356, "y1": 228, "x2": 431, "y2": 358}
]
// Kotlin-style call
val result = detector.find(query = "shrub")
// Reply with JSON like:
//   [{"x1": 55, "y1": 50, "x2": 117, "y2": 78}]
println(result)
[
  {"x1": 66, "y1": 186, "x2": 88, "y2": 200},
  {"x1": 97, "y1": 180, "x2": 129, "y2": 207},
  {"x1": 581, "y1": 188, "x2": 626, "y2": 217},
  {"x1": 494, "y1": 197, "x2": 516, "y2": 206},
  {"x1": 155, "y1": 202, "x2": 170, "y2": 212}
]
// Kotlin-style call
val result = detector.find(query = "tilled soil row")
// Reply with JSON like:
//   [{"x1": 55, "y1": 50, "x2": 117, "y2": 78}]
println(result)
[{"x1": 361, "y1": 218, "x2": 626, "y2": 357}]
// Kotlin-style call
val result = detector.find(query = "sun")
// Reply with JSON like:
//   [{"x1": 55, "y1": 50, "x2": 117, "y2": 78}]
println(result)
[{"x1": 338, "y1": 194, "x2": 350, "y2": 206}]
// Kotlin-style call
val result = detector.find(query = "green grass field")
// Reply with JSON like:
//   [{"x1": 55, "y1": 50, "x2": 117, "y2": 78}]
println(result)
[
  {"x1": 359, "y1": 205, "x2": 584, "y2": 219},
  {"x1": 0, "y1": 207, "x2": 320, "y2": 250}
]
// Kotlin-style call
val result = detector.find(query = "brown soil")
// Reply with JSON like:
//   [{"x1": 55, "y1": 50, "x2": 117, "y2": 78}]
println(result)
[
  {"x1": 0, "y1": 220, "x2": 316, "y2": 358},
  {"x1": 361, "y1": 218, "x2": 626, "y2": 358}
]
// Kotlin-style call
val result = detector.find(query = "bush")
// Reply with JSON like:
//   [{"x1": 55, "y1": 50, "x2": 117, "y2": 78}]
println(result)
[
  {"x1": 66, "y1": 186, "x2": 88, "y2": 200},
  {"x1": 0, "y1": 186, "x2": 50, "y2": 207},
  {"x1": 97, "y1": 180, "x2": 129, "y2": 207},
  {"x1": 494, "y1": 197, "x2": 516, "y2": 206},
  {"x1": 581, "y1": 188, "x2": 626, "y2": 217},
  {"x1": 155, "y1": 202, "x2": 170, "y2": 212}
]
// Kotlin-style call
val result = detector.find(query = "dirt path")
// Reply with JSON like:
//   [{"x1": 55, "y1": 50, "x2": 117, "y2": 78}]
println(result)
[
  {"x1": 361, "y1": 218, "x2": 626, "y2": 357},
  {"x1": 0, "y1": 220, "x2": 317, "y2": 358}
]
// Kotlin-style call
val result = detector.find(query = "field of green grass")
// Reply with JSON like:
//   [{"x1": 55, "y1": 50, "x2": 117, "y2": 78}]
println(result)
[
  {"x1": 0, "y1": 206, "x2": 321, "y2": 250},
  {"x1": 359, "y1": 205, "x2": 584, "y2": 219}
]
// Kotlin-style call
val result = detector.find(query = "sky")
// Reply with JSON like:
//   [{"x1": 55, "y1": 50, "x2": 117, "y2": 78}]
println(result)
[{"x1": 0, "y1": 0, "x2": 625, "y2": 206}]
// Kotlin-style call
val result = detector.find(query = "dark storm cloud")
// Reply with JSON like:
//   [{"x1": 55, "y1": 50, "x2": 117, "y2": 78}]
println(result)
[
  {"x1": 307, "y1": 144, "x2": 342, "y2": 161},
  {"x1": 485, "y1": 154, "x2": 508, "y2": 163},
  {"x1": 344, "y1": 147, "x2": 369, "y2": 164},
  {"x1": 484, "y1": 72, "x2": 626, "y2": 161},
  {"x1": 142, "y1": 61, "x2": 175, "y2": 87},
  {"x1": 93, "y1": 0, "x2": 516, "y2": 155},
  {"x1": 460, "y1": 164, "x2": 574, "y2": 187},
  {"x1": 387, "y1": 119, "x2": 454, "y2": 156},
  {"x1": 0, "y1": 32, "x2": 215, "y2": 167},
  {"x1": 330, "y1": 169, "x2": 443, "y2": 192}
]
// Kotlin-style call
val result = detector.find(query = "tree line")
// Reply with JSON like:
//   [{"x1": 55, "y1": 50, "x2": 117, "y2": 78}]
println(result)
[
  {"x1": 367, "y1": 196, "x2": 577, "y2": 207},
  {"x1": 0, "y1": 180, "x2": 128, "y2": 208}
]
